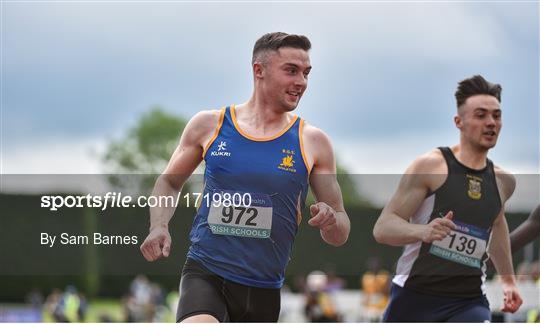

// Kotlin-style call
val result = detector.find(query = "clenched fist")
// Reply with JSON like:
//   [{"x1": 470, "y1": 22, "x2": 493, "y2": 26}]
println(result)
[
  {"x1": 140, "y1": 226, "x2": 171, "y2": 262},
  {"x1": 308, "y1": 202, "x2": 337, "y2": 232}
]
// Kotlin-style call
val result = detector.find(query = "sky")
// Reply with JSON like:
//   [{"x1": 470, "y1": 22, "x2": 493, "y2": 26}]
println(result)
[{"x1": 1, "y1": 1, "x2": 538, "y2": 211}]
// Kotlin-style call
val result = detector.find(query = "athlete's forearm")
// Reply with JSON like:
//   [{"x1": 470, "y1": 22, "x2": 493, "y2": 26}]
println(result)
[
  {"x1": 510, "y1": 206, "x2": 540, "y2": 252},
  {"x1": 321, "y1": 211, "x2": 350, "y2": 246},
  {"x1": 373, "y1": 213, "x2": 424, "y2": 246},
  {"x1": 489, "y1": 215, "x2": 516, "y2": 284},
  {"x1": 148, "y1": 174, "x2": 184, "y2": 231},
  {"x1": 510, "y1": 220, "x2": 540, "y2": 252}
]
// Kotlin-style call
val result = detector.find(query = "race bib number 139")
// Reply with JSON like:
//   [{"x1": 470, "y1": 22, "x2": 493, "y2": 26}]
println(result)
[
  {"x1": 208, "y1": 190, "x2": 272, "y2": 239},
  {"x1": 429, "y1": 220, "x2": 489, "y2": 268}
]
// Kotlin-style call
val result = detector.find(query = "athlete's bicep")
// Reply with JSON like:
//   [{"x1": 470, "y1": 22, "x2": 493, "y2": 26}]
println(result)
[
  {"x1": 382, "y1": 171, "x2": 429, "y2": 221},
  {"x1": 162, "y1": 111, "x2": 219, "y2": 187},
  {"x1": 307, "y1": 130, "x2": 345, "y2": 212}
]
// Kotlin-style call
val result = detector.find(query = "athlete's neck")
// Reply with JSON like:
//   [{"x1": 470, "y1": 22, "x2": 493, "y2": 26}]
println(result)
[
  {"x1": 235, "y1": 99, "x2": 293, "y2": 133},
  {"x1": 451, "y1": 143, "x2": 489, "y2": 170}
]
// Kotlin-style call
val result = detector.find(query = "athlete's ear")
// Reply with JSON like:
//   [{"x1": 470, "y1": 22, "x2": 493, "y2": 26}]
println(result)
[
  {"x1": 454, "y1": 115, "x2": 462, "y2": 130},
  {"x1": 253, "y1": 62, "x2": 265, "y2": 80}
]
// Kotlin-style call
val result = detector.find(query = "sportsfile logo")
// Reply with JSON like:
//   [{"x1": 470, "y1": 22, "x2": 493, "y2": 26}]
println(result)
[{"x1": 211, "y1": 141, "x2": 231, "y2": 157}]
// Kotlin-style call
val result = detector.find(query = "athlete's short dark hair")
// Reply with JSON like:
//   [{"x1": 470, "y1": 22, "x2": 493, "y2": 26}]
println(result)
[
  {"x1": 252, "y1": 32, "x2": 311, "y2": 65},
  {"x1": 454, "y1": 75, "x2": 502, "y2": 108}
]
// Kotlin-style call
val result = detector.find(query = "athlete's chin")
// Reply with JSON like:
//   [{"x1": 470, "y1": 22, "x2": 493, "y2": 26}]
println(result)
[
  {"x1": 283, "y1": 101, "x2": 299, "y2": 111},
  {"x1": 478, "y1": 141, "x2": 497, "y2": 150}
]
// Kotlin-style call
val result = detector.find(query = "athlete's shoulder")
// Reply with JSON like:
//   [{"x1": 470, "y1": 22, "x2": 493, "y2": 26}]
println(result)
[
  {"x1": 189, "y1": 109, "x2": 223, "y2": 130},
  {"x1": 182, "y1": 109, "x2": 224, "y2": 147},
  {"x1": 301, "y1": 121, "x2": 332, "y2": 148},
  {"x1": 493, "y1": 164, "x2": 516, "y2": 201},
  {"x1": 301, "y1": 121, "x2": 334, "y2": 172},
  {"x1": 406, "y1": 149, "x2": 446, "y2": 174},
  {"x1": 186, "y1": 109, "x2": 223, "y2": 135}
]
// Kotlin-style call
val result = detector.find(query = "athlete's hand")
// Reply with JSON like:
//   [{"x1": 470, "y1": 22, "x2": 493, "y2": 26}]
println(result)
[
  {"x1": 420, "y1": 211, "x2": 456, "y2": 243},
  {"x1": 308, "y1": 202, "x2": 337, "y2": 232},
  {"x1": 140, "y1": 226, "x2": 171, "y2": 262},
  {"x1": 501, "y1": 282, "x2": 522, "y2": 313}
]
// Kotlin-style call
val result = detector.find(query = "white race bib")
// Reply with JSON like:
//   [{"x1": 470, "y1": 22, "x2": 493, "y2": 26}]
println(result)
[
  {"x1": 208, "y1": 190, "x2": 272, "y2": 239},
  {"x1": 429, "y1": 220, "x2": 489, "y2": 268}
]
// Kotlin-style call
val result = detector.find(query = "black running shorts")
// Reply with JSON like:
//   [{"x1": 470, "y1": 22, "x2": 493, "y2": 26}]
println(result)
[{"x1": 176, "y1": 258, "x2": 281, "y2": 322}]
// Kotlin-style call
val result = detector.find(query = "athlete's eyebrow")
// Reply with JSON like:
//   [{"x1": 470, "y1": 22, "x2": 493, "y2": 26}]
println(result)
[
  {"x1": 473, "y1": 107, "x2": 501, "y2": 113},
  {"x1": 283, "y1": 63, "x2": 312, "y2": 71}
]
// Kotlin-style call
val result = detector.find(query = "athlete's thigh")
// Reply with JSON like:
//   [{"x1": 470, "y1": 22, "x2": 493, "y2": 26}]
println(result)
[
  {"x1": 383, "y1": 284, "x2": 437, "y2": 322},
  {"x1": 176, "y1": 258, "x2": 229, "y2": 323},
  {"x1": 446, "y1": 298, "x2": 491, "y2": 323},
  {"x1": 223, "y1": 280, "x2": 281, "y2": 322}
]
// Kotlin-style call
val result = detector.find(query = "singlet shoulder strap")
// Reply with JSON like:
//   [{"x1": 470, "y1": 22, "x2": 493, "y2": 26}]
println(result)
[{"x1": 201, "y1": 107, "x2": 226, "y2": 159}]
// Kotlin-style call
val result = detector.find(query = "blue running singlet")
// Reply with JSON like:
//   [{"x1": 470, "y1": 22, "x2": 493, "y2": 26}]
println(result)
[{"x1": 186, "y1": 105, "x2": 310, "y2": 289}]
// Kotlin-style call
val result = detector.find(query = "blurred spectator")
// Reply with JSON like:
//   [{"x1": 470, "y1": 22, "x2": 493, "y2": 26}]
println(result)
[
  {"x1": 44, "y1": 289, "x2": 62, "y2": 321},
  {"x1": 124, "y1": 274, "x2": 168, "y2": 321},
  {"x1": 61, "y1": 285, "x2": 82, "y2": 322},
  {"x1": 304, "y1": 271, "x2": 341, "y2": 322},
  {"x1": 77, "y1": 292, "x2": 88, "y2": 321},
  {"x1": 361, "y1": 257, "x2": 390, "y2": 320},
  {"x1": 130, "y1": 275, "x2": 152, "y2": 305},
  {"x1": 325, "y1": 270, "x2": 345, "y2": 293},
  {"x1": 25, "y1": 288, "x2": 44, "y2": 309}
]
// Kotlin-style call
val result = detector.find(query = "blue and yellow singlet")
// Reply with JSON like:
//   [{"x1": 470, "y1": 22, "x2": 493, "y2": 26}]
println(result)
[{"x1": 186, "y1": 105, "x2": 310, "y2": 288}]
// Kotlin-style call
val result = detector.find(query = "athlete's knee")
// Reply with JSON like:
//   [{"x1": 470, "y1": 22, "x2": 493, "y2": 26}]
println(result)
[{"x1": 180, "y1": 314, "x2": 219, "y2": 323}]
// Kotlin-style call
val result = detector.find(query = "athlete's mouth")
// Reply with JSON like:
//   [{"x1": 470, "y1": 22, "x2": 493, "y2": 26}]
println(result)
[
  {"x1": 483, "y1": 131, "x2": 496, "y2": 136},
  {"x1": 286, "y1": 91, "x2": 301, "y2": 98}
]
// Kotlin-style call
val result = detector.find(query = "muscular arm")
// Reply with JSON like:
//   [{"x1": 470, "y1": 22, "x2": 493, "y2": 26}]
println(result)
[
  {"x1": 510, "y1": 205, "x2": 540, "y2": 252},
  {"x1": 304, "y1": 125, "x2": 350, "y2": 247},
  {"x1": 373, "y1": 151, "x2": 455, "y2": 246},
  {"x1": 149, "y1": 111, "x2": 218, "y2": 229},
  {"x1": 141, "y1": 110, "x2": 220, "y2": 261},
  {"x1": 489, "y1": 209, "x2": 515, "y2": 283},
  {"x1": 491, "y1": 169, "x2": 522, "y2": 313}
]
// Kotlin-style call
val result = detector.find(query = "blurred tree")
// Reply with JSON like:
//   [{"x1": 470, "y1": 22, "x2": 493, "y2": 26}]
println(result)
[{"x1": 103, "y1": 106, "x2": 188, "y2": 194}]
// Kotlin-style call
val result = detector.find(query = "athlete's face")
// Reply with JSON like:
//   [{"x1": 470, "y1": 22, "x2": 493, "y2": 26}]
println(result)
[
  {"x1": 455, "y1": 94, "x2": 502, "y2": 150},
  {"x1": 257, "y1": 47, "x2": 311, "y2": 111}
]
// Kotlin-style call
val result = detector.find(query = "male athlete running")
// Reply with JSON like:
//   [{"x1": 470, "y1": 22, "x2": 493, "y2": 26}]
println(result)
[
  {"x1": 140, "y1": 32, "x2": 350, "y2": 322},
  {"x1": 373, "y1": 75, "x2": 522, "y2": 322}
]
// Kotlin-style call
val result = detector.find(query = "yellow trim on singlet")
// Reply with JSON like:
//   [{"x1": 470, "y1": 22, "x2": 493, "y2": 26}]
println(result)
[
  {"x1": 299, "y1": 119, "x2": 312, "y2": 175},
  {"x1": 295, "y1": 192, "x2": 303, "y2": 225},
  {"x1": 230, "y1": 104, "x2": 299, "y2": 142},
  {"x1": 201, "y1": 107, "x2": 226, "y2": 159}
]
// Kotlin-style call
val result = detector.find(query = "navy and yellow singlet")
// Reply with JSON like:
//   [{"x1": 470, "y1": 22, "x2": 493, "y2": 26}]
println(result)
[
  {"x1": 186, "y1": 105, "x2": 310, "y2": 289},
  {"x1": 393, "y1": 147, "x2": 502, "y2": 297}
]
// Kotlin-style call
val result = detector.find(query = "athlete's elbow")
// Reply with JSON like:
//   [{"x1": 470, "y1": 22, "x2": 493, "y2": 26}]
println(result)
[{"x1": 373, "y1": 223, "x2": 387, "y2": 245}]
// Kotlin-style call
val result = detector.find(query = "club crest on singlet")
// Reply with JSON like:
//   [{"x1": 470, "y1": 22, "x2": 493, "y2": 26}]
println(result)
[
  {"x1": 278, "y1": 149, "x2": 297, "y2": 173},
  {"x1": 467, "y1": 174, "x2": 482, "y2": 200}
]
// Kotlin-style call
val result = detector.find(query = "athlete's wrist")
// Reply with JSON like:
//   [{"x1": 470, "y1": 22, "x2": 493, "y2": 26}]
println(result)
[
  {"x1": 413, "y1": 224, "x2": 428, "y2": 242},
  {"x1": 499, "y1": 275, "x2": 517, "y2": 286},
  {"x1": 149, "y1": 222, "x2": 169, "y2": 232}
]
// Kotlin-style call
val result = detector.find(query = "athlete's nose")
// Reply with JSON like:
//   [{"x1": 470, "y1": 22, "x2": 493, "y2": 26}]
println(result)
[
  {"x1": 485, "y1": 115, "x2": 496, "y2": 127},
  {"x1": 295, "y1": 73, "x2": 307, "y2": 89}
]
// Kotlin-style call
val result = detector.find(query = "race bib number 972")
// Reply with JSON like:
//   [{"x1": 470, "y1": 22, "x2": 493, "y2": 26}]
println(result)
[
  {"x1": 208, "y1": 190, "x2": 272, "y2": 239},
  {"x1": 429, "y1": 220, "x2": 489, "y2": 268}
]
